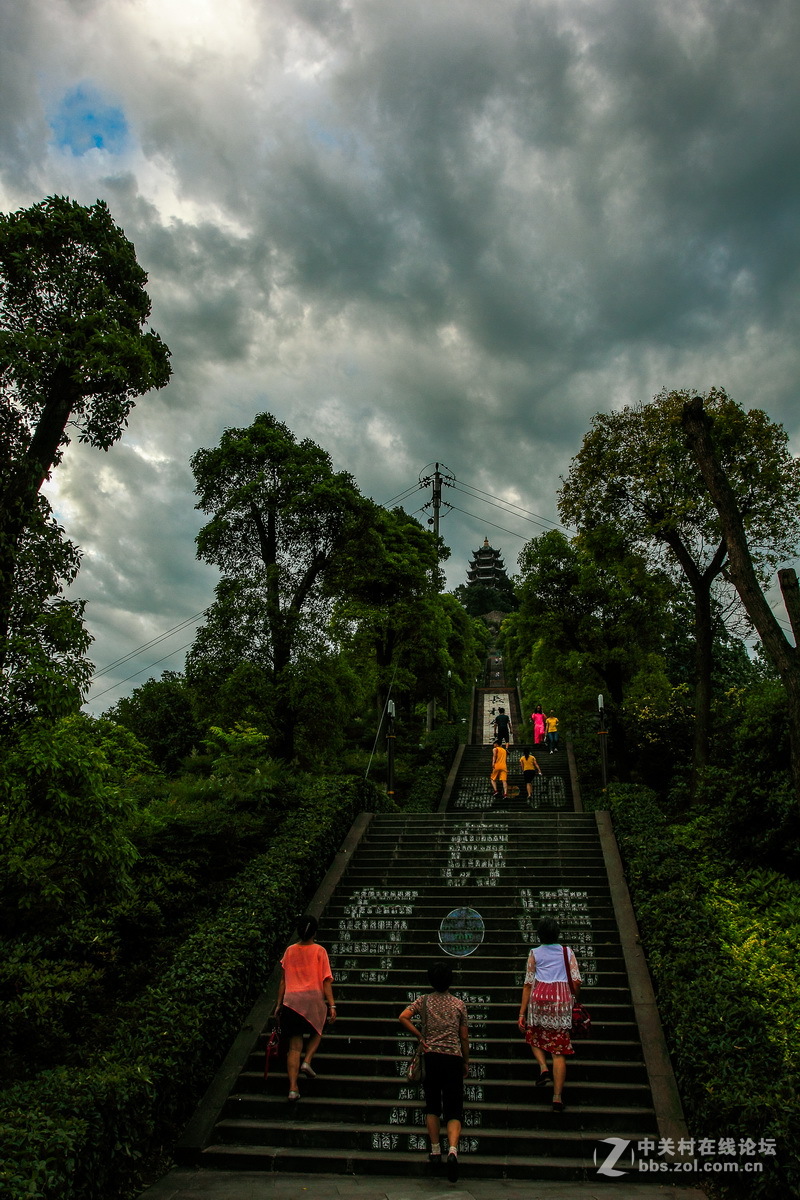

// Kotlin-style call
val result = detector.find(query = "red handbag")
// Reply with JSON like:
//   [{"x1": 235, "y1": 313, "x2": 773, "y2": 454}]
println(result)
[
  {"x1": 562, "y1": 945, "x2": 592, "y2": 1038},
  {"x1": 263, "y1": 1018, "x2": 282, "y2": 1079}
]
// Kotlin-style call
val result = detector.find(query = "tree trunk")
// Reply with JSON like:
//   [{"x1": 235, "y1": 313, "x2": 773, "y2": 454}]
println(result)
[
  {"x1": 0, "y1": 369, "x2": 77, "y2": 670},
  {"x1": 596, "y1": 662, "x2": 631, "y2": 782},
  {"x1": 691, "y1": 581, "x2": 713, "y2": 781},
  {"x1": 682, "y1": 396, "x2": 800, "y2": 807}
]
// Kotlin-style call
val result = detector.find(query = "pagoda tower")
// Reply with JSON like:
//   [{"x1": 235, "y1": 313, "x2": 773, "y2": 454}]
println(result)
[{"x1": 466, "y1": 537, "x2": 507, "y2": 587}]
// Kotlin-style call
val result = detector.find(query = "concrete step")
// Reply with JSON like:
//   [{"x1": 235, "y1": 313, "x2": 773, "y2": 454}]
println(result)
[
  {"x1": 195, "y1": 1143, "x2": 609, "y2": 1181},
  {"x1": 239, "y1": 1060, "x2": 652, "y2": 1092},
  {"x1": 220, "y1": 1095, "x2": 657, "y2": 1135},
  {"x1": 209, "y1": 1112, "x2": 659, "y2": 1154}
]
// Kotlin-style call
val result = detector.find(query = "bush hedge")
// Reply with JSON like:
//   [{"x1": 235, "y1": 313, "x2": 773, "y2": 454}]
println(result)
[
  {"x1": 0, "y1": 775, "x2": 383, "y2": 1200},
  {"x1": 607, "y1": 783, "x2": 800, "y2": 1198},
  {"x1": 400, "y1": 724, "x2": 461, "y2": 812}
]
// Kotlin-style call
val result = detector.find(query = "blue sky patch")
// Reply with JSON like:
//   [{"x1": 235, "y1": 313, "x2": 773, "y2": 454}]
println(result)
[{"x1": 51, "y1": 83, "x2": 128, "y2": 155}]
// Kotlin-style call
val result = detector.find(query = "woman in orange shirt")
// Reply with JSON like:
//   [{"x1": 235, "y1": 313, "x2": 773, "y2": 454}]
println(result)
[{"x1": 274, "y1": 915, "x2": 336, "y2": 1101}]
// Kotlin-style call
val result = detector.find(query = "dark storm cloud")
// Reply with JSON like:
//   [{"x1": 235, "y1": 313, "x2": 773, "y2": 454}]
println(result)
[{"x1": 3, "y1": 0, "x2": 800, "y2": 706}]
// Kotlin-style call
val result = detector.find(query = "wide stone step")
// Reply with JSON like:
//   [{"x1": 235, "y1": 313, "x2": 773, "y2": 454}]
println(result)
[
  {"x1": 221, "y1": 1093, "x2": 657, "y2": 1133},
  {"x1": 239, "y1": 1059, "x2": 652, "y2": 1093},
  {"x1": 196, "y1": 1143, "x2": 604, "y2": 1181},
  {"x1": 210, "y1": 1111, "x2": 659, "y2": 1153},
  {"x1": 317, "y1": 1001, "x2": 636, "y2": 1026}
]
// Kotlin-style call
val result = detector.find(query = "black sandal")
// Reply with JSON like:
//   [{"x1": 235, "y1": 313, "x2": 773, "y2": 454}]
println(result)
[{"x1": 535, "y1": 1069, "x2": 552, "y2": 1087}]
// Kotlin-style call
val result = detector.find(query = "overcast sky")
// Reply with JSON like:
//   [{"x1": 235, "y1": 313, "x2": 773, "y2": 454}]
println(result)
[{"x1": 2, "y1": 0, "x2": 800, "y2": 712}]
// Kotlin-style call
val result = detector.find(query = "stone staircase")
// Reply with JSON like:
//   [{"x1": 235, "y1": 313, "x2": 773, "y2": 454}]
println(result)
[
  {"x1": 452, "y1": 744, "x2": 572, "y2": 813},
  {"x1": 194, "y1": 808, "x2": 661, "y2": 1181}
]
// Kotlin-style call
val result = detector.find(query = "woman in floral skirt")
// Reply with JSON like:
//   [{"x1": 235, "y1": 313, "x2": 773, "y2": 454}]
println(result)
[{"x1": 517, "y1": 916, "x2": 581, "y2": 1112}]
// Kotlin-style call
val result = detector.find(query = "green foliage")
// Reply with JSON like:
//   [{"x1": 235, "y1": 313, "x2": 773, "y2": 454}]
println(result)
[
  {"x1": 0, "y1": 195, "x2": 171, "y2": 444},
  {"x1": 688, "y1": 682, "x2": 800, "y2": 875},
  {"x1": 559, "y1": 387, "x2": 800, "y2": 779},
  {"x1": 504, "y1": 528, "x2": 673, "y2": 779},
  {"x1": 0, "y1": 196, "x2": 171, "y2": 727},
  {"x1": 0, "y1": 717, "x2": 138, "y2": 935},
  {"x1": 453, "y1": 579, "x2": 517, "y2": 617},
  {"x1": 288, "y1": 650, "x2": 366, "y2": 763},
  {"x1": 187, "y1": 413, "x2": 374, "y2": 757},
  {"x1": 399, "y1": 725, "x2": 461, "y2": 812},
  {"x1": 104, "y1": 672, "x2": 202, "y2": 773},
  {"x1": 0, "y1": 496, "x2": 92, "y2": 726},
  {"x1": 608, "y1": 784, "x2": 800, "y2": 1198},
  {"x1": 0, "y1": 775, "x2": 384, "y2": 1200},
  {"x1": 0, "y1": 943, "x2": 106, "y2": 1083},
  {"x1": 330, "y1": 506, "x2": 448, "y2": 717}
]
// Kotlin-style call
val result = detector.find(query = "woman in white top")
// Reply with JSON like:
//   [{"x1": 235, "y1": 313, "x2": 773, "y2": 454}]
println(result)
[{"x1": 517, "y1": 916, "x2": 581, "y2": 1112}]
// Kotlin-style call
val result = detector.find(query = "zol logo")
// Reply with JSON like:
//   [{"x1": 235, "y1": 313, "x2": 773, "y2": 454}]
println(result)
[{"x1": 594, "y1": 1137, "x2": 635, "y2": 1177}]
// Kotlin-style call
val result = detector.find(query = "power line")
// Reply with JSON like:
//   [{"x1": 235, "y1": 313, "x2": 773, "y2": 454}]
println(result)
[
  {"x1": 381, "y1": 482, "x2": 424, "y2": 508},
  {"x1": 449, "y1": 482, "x2": 559, "y2": 534},
  {"x1": 450, "y1": 477, "x2": 571, "y2": 533},
  {"x1": 90, "y1": 609, "x2": 209, "y2": 681},
  {"x1": 447, "y1": 502, "x2": 530, "y2": 543},
  {"x1": 86, "y1": 639, "x2": 198, "y2": 705}
]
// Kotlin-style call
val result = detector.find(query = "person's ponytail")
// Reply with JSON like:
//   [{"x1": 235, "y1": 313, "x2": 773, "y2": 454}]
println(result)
[{"x1": 297, "y1": 914, "x2": 319, "y2": 941}]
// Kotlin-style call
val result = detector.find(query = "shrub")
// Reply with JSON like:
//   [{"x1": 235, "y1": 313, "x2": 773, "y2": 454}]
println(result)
[
  {"x1": 0, "y1": 775, "x2": 385, "y2": 1199},
  {"x1": 399, "y1": 725, "x2": 461, "y2": 812},
  {"x1": 608, "y1": 784, "x2": 800, "y2": 1198},
  {"x1": 0, "y1": 718, "x2": 138, "y2": 937}
]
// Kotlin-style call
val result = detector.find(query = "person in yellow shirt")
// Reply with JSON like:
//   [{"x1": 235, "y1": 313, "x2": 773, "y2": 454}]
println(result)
[
  {"x1": 545, "y1": 713, "x2": 559, "y2": 754},
  {"x1": 490, "y1": 739, "x2": 508, "y2": 799},
  {"x1": 519, "y1": 749, "x2": 543, "y2": 798}
]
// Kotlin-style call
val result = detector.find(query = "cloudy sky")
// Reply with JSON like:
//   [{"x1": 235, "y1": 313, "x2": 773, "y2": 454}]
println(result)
[{"x1": 2, "y1": 0, "x2": 800, "y2": 711}]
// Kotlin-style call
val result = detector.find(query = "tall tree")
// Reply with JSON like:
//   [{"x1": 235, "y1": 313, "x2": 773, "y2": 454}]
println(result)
[
  {"x1": 2, "y1": 496, "x2": 91, "y2": 725},
  {"x1": 0, "y1": 195, "x2": 171, "y2": 705},
  {"x1": 559, "y1": 387, "x2": 800, "y2": 784},
  {"x1": 682, "y1": 395, "x2": 800, "y2": 806},
  {"x1": 329, "y1": 506, "x2": 444, "y2": 716},
  {"x1": 103, "y1": 671, "x2": 202, "y2": 773},
  {"x1": 503, "y1": 528, "x2": 672, "y2": 776},
  {"x1": 187, "y1": 413, "x2": 373, "y2": 758}
]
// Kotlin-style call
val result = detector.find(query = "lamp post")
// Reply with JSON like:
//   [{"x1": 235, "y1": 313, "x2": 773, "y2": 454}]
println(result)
[
  {"x1": 597, "y1": 693, "x2": 608, "y2": 789},
  {"x1": 387, "y1": 700, "x2": 396, "y2": 800},
  {"x1": 446, "y1": 670, "x2": 452, "y2": 723}
]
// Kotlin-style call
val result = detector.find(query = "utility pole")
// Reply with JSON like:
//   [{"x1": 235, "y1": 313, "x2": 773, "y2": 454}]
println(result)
[
  {"x1": 418, "y1": 461, "x2": 453, "y2": 733},
  {"x1": 426, "y1": 464, "x2": 443, "y2": 731}
]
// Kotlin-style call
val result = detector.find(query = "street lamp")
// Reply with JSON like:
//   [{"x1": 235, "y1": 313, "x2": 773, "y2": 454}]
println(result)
[{"x1": 597, "y1": 693, "x2": 608, "y2": 789}]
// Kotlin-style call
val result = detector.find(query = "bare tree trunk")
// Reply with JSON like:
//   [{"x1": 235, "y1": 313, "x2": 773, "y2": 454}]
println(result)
[
  {"x1": 682, "y1": 397, "x2": 800, "y2": 807},
  {"x1": 691, "y1": 582, "x2": 714, "y2": 780}
]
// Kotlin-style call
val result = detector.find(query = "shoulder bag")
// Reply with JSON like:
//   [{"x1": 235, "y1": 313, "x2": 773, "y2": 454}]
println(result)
[
  {"x1": 562, "y1": 945, "x2": 592, "y2": 1038},
  {"x1": 406, "y1": 995, "x2": 428, "y2": 1082}
]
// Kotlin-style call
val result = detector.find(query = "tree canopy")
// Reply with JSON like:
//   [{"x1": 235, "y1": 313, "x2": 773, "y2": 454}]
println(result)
[
  {"x1": 0, "y1": 195, "x2": 171, "y2": 721},
  {"x1": 187, "y1": 413, "x2": 375, "y2": 756},
  {"x1": 559, "y1": 387, "x2": 800, "y2": 782},
  {"x1": 503, "y1": 527, "x2": 673, "y2": 774}
]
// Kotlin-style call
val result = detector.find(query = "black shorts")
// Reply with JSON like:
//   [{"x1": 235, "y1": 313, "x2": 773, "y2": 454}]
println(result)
[
  {"x1": 522, "y1": 770, "x2": 536, "y2": 783},
  {"x1": 422, "y1": 1052, "x2": 464, "y2": 1123},
  {"x1": 280, "y1": 1004, "x2": 316, "y2": 1038}
]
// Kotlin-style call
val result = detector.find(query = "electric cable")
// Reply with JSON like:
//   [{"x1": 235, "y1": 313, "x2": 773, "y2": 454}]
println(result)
[
  {"x1": 365, "y1": 663, "x2": 399, "y2": 779},
  {"x1": 446, "y1": 503, "x2": 530, "y2": 543},
  {"x1": 86, "y1": 639, "x2": 198, "y2": 705},
  {"x1": 89, "y1": 609, "x2": 209, "y2": 680},
  {"x1": 450, "y1": 477, "x2": 571, "y2": 533},
  {"x1": 381, "y1": 482, "x2": 424, "y2": 508}
]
